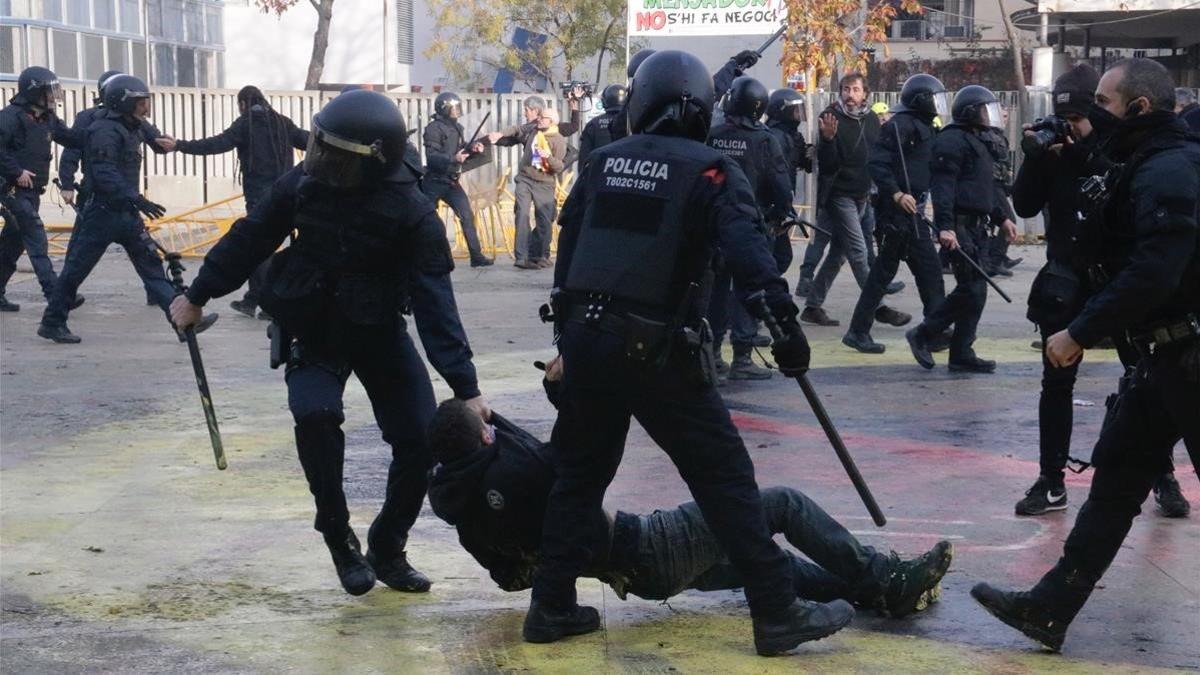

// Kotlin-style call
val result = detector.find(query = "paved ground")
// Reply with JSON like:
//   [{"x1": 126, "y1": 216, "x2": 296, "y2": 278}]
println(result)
[{"x1": 1, "y1": 241, "x2": 1197, "y2": 674}]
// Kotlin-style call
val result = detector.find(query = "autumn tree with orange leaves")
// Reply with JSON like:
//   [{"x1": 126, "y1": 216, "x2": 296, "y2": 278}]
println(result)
[{"x1": 780, "y1": 0, "x2": 924, "y2": 88}]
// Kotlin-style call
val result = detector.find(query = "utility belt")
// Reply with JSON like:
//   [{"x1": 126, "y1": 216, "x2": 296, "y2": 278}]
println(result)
[
  {"x1": 1127, "y1": 313, "x2": 1200, "y2": 357},
  {"x1": 557, "y1": 291, "x2": 718, "y2": 386},
  {"x1": 954, "y1": 213, "x2": 986, "y2": 229}
]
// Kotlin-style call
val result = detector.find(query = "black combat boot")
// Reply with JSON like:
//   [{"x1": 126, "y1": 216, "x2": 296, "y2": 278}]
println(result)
[
  {"x1": 230, "y1": 299, "x2": 257, "y2": 318},
  {"x1": 874, "y1": 305, "x2": 911, "y2": 327},
  {"x1": 68, "y1": 294, "x2": 86, "y2": 310},
  {"x1": 522, "y1": 601, "x2": 601, "y2": 643},
  {"x1": 842, "y1": 331, "x2": 885, "y2": 354},
  {"x1": 365, "y1": 549, "x2": 431, "y2": 592},
  {"x1": 948, "y1": 354, "x2": 997, "y2": 373},
  {"x1": 37, "y1": 322, "x2": 81, "y2": 344},
  {"x1": 729, "y1": 347, "x2": 772, "y2": 380},
  {"x1": 800, "y1": 306, "x2": 839, "y2": 326},
  {"x1": 879, "y1": 540, "x2": 954, "y2": 618},
  {"x1": 752, "y1": 598, "x2": 855, "y2": 656},
  {"x1": 0, "y1": 294, "x2": 19, "y2": 312},
  {"x1": 884, "y1": 280, "x2": 906, "y2": 295},
  {"x1": 971, "y1": 583, "x2": 1068, "y2": 652},
  {"x1": 323, "y1": 528, "x2": 377, "y2": 596},
  {"x1": 905, "y1": 326, "x2": 935, "y2": 369},
  {"x1": 1154, "y1": 473, "x2": 1191, "y2": 518}
]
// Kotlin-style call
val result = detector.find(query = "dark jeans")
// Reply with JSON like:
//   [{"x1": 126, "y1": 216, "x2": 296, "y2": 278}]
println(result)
[
  {"x1": 806, "y1": 196, "x2": 871, "y2": 310},
  {"x1": 708, "y1": 265, "x2": 760, "y2": 352},
  {"x1": 918, "y1": 219, "x2": 988, "y2": 361},
  {"x1": 424, "y1": 178, "x2": 485, "y2": 260},
  {"x1": 513, "y1": 177, "x2": 556, "y2": 262},
  {"x1": 0, "y1": 189, "x2": 56, "y2": 296},
  {"x1": 624, "y1": 486, "x2": 890, "y2": 605},
  {"x1": 848, "y1": 215, "x2": 945, "y2": 335},
  {"x1": 1030, "y1": 342, "x2": 1199, "y2": 621},
  {"x1": 285, "y1": 315, "x2": 436, "y2": 554},
  {"x1": 41, "y1": 204, "x2": 176, "y2": 328},
  {"x1": 533, "y1": 322, "x2": 795, "y2": 619}
]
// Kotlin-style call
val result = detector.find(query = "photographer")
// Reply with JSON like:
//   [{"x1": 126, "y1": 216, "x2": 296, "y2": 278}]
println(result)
[{"x1": 1011, "y1": 64, "x2": 1189, "y2": 518}]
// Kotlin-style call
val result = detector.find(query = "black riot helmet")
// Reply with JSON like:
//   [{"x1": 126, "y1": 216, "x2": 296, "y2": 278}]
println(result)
[
  {"x1": 951, "y1": 85, "x2": 1002, "y2": 128},
  {"x1": 723, "y1": 76, "x2": 769, "y2": 120},
  {"x1": 766, "y1": 87, "x2": 805, "y2": 124},
  {"x1": 897, "y1": 73, "x2": 949, "y2": 119},
  {"x1": 95, "y1": 69, "x2": 125, "y2": 105},
  {"x1": 16, "y1": 66, "x2": 63, "y2": 109},
  {"x1": 305, "y1": 89, "x2": 407, "y2": 190},
  {"x1": 626, "y1": 50, "x2": 714, "y2": 141},
  {"x1": 101, "y1": 75, "x2": 151, "y2": 116},
  {"x1": 434, "y1": 91, "x2": 463, "y2": 119},
  {"x1": 601, "y1": 84, "x2": 628, "y2": 111},
  {"x1": 626, "y1": 49, "x2": 657, "y2": 80}
]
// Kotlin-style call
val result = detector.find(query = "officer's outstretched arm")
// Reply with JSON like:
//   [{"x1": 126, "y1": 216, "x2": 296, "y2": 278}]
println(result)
[
  {"x1": 50, "y1": 116, "x2": 85, "y2": 150},
  {"x1": 408, "y1": 212, "x2": 481, "y2": 401},
  {"x1": 1068, "y1": 153, "x2": 1200, "y2": 348},
  {"x1": 184, "y1": 168, "x2": 301, "y2": 307}
]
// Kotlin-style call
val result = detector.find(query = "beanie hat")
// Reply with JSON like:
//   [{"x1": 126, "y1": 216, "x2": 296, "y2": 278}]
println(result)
[{"x1": 1052, "y1": 64, "x2": 1100, "y2": 116}]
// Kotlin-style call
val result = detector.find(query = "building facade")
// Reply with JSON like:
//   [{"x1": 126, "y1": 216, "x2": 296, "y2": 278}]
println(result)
[{"x1": 0, "y1": 0, "x2": 225, "y2": 87}]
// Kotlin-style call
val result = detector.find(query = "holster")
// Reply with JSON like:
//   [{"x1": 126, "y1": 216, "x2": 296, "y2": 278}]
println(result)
[
  {"x1": 623, "y1": 313, "x2": 669, "y2": 363},
  {"x1": 678, "y1": 319, "x2": 717, "y2": 387},
  {"x1": 268, "y1": 320, "x2": 292, "y2": 370}
]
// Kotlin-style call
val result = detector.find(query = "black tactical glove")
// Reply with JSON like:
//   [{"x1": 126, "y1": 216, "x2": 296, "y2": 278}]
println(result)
[
  {"x1": 132, "y1": 196, "x2": 167, "y2": 220},
  {"x1": 771, "y1": 321, "x2": 811, "y2": 377},
  {"x1": 733, "y1": 50, "x2": 760, "y2": 70}
]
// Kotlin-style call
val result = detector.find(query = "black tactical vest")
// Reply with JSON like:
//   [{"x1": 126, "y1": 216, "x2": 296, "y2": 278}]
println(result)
[
  {"x1": 591, "y1": 113, "x2": 616, "y2": 148},
  {"x1": 85, "y1": 113, "x2": 143, "y2": 193},
  {"x1": 0, "y1": 104, "x2": 54, "y2": 188},
  {"x1": 707, "y1": 120, "x2": 767, "y2": 198},
  {"x1": 564, "y1": 135, "x2": 723, "y2": 310}
]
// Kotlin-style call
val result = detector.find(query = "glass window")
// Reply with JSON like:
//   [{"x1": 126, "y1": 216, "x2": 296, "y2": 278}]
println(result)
[
  {"x1": 0, "y1": 1, "x2": 18, "y2": 18},
  {"x1": 121, "y1": 0, "x2": 141, "y2": 33},
  {"x1": 52, "y1": 29, "x2": 80, "y2": 78},
  {"x1": 107, "y1": 37, "x2": 129, "y2": 74},
  {"x1": 131, "y1": 40, "x2": 147, "y2": 80},
  {"x1": 196, "y1": 49, "x2": 209, "y2": 88},
  {"x1": 154, "y1": 43, "x2": 175, "y2": 86},
  {"x1": 95, "y1": 0, "x2": 117, "y2": 30},
  {"x1": 162, "y1": 0, "x2": 183, "y2": 41},
  {"x1": 205, "y1": 8, "x2": 222, "y2": 44},
  {"x1": 83, "y1": 34, "x2": 104, "y2": 80},
  {"x1": 65, "y1": 0, "x2": 89, "y2": 26},
  {"x1": 0, "y1": 26, "x2": 23, "y2": 74},
  {"x1": 43, "y1": 0, "x2": 62, "y2": 21},
  {"x1": 147, "y1": 0, "x2": 163, "y2": 38},
  {"x1": 176, "y1": 47, "x2": 195, "y2": 86},
  {"x1": 185, "y1": 3, "x2": 204, "y2": 43},
  {"x1": 29, "y1": 28, "x2": 50, "y2": 67}
]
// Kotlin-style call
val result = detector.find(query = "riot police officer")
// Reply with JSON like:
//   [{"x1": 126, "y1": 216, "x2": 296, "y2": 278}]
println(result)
[
  {"x1": 577, "y1": 84, "x2": 626, "y2": 169},
  {"x1": 0, "y1": 67, "x2": 83, "y2": 312},
  {"x1": 170, "y1": 89, "x2": 489, "y2": 597},
  {"x1": 422, "y1": 91, "x2": 494, "y2": 267},
  {"x1": 38, "y1": 75, "x2": 211, "y2": 344},
  {"x1": 525, "y1": 50, "x2": 854, "y2": 654},
  {"x1": 706, "y1": 76, "x2": 793, "y2": 380},
  {"x1": 764, "y1": 87, "x2": 814, "y2": 269},
  {"x1": 973, "y1": 58, "x2": 1199, "y2": 652},
  {"x1": 843, "y1": 74, "x2": 949, "y2": 354},
  {"x1": 905, "y1": 85, "x2": 1016, "y2": 373},
  {"x1": 979, "y1": 112, "x2": 1020, "y2": 277}
]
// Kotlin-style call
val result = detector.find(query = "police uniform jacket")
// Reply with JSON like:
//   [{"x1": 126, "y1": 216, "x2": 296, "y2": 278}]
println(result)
[
  {"x1": 868, "y1": 111, "x2": 935, "y2": 230},
  {"x1": 423, "y1": 114, "x2": 469, "y2": 182},
  {"x1": 58, "y1": 105, "x2": 166, "y2": 192},
  {"x1": 707, "y1": 116, "x2": 793, "y2": 223},
  {"x1": 0, "y1": 99, "x2": 82, "y2": 190},
  {"x1": 766, "y1": 118, "x2": 811, "y2": 184},
  {"x1": 578, "y1": 111, "x2": 618, "y2": 169},
  {"x1": 929, "y1": 124, "x2": 1009, "y2": 232},
  {"x1": 83, "y1": 110, "x2": 150, "y2": 207},
  {"x1": 185, "y1": 164, "x2": 481, "y2": 400},
  {"x1": 1068, "y1": 115, "x2": 1200, "y2": 348}
]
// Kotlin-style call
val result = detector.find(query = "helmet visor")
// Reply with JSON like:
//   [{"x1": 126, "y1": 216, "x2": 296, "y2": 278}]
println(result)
[
  {"x1": 442, "y1": 100, "x2": 462, "y2": 119},
  {"x1": 979, "y1": 102, "x2": 1004, "y2": 128},
  {"x1": 783, "y1": 99, "x2": 806, "y2": 124},
  {"x1": 30, "y1": 79, "x2": 64, "y2": 107},
  {"x1": 304, "y1": 127, "x2": 378, "y2": 190},
  {"x1": 932, "y1": 92, "x2": 951, "y2": 120}
]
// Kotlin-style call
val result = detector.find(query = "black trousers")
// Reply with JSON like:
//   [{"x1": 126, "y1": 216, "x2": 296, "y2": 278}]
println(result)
[
  {"x1": 0, "y1": 189, "x2": 56, "y2": 297},
  {"x1": 41, "y1": 204, "x2": 176, "y2": 328},
  {"x1": 919, "y1": 219, "x2": 988, "y2": 361},
  {"x1": 623, "y1": 486, "x2": 891, "y2": 605},
  {"x1": 848, "y1": 216, "x2": 946, "y2": 336},
  {"x1": 532, "y1": 322, "x2": 795, "y2": 619},
  {"x1": 285, "y1": 315, "x2": 437, "y2": 554},
  {"x1": 513, "y1": 177, "x2": 556, "y2": 262},
  {"x1": 1030, "y1": 341, "x2": 1199, "y2": 621},
  {"x1": 423, "y1": 178, "x2": 485, "y2": 260}
]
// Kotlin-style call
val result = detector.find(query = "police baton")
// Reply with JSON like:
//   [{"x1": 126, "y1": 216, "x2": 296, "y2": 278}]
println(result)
[
  {"x1": 954, "y1": 246, "x2": 1013, "y2": 303},
  {"x1": 154, "y1": 241, "x2": 228, "y2": 471},
  {"x1": 755, "y1": 23, "x2": 787, "y2": 57},
  {"x1": 754, "y1": 293, "x2": 887, "y2": 527}
]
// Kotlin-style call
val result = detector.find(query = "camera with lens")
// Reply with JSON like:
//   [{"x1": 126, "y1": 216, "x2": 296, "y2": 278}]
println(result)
[
  {"x1": 1021, "y1": 115, "x2": 1072, "y2": 156},
  {"x1": 560, "y1": 81, "x2": 594, "y2": 99}
]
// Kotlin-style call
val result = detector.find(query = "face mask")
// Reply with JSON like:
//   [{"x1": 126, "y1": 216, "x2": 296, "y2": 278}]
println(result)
[{"x1": 1087, "y1": 103, "x2": 1121, "y2": 139}]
